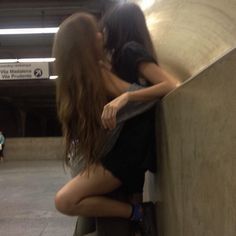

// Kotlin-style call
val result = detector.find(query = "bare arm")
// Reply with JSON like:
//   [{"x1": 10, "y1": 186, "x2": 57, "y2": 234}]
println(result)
[{"x1": 101, "y1": 63, "x2": 180, "y2": 129}]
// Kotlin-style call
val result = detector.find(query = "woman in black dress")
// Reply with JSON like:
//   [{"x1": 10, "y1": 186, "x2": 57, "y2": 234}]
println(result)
[{"x1": 101, "y1": 2, "x2": 178, "y2": 196}]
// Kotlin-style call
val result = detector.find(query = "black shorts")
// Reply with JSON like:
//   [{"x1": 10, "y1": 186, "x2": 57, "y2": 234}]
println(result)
[
  {"x1": 101, "y1": 109, "x2": 156, "y2": 194},
  {"x1": 102, "y1": 158, "x2": 145, "y2": 194}
]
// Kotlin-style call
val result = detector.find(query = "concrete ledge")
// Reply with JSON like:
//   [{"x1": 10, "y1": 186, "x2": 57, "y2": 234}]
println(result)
[
  {"x1": 145, "y1": 48, "x2": 236, "y2": 236},
  {"x1": 4, "y1": 137, "x2": 63, "y2": 161}
]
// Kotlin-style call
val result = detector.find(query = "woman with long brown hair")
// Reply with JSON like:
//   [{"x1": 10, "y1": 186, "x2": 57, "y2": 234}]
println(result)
[{"x1": 53, "y1": 10, "x2": 177, "y2": 236}]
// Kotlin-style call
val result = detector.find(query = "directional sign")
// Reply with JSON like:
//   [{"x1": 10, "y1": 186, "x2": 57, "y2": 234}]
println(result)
[{"x1": 0, "y1": 62, "x2": 49, "y2": 80}]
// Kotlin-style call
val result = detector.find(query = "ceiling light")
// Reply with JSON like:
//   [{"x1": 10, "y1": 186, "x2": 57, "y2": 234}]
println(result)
[
  {"x1": 0, "y1": 27, "x2": 59, "y2": 35},
  {"x1": 49, "y1": 75, "x2": 58, "y2": 80},
  {"x1": 0, "y1": 58, "x2": 55, "y2": 63},
  {"x1": 0, "y1": 59, "x2": 18, "y2": 63},
  {"x1": 139, "y1": 0, "x2": 155, "y2": 11},
  {"x1": 18, "y1": 58, "x2": 56, "y2": 63}
]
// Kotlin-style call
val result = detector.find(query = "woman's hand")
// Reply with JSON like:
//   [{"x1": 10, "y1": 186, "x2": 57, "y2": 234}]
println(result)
[{"x1": 101, "y1": 92, "x2": 129, "y2": 130}]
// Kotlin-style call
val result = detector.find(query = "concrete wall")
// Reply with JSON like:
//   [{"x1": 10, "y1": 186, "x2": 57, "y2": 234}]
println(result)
[
  {"x1": 132, "y1": 0, "x2": 236, "y2": 82},
  {"x1": 145, "y1": 48, "x2": 236, "y2": 236},
  {"x1": 5, "y1": 137, "x2": 63, "y2": 161}
]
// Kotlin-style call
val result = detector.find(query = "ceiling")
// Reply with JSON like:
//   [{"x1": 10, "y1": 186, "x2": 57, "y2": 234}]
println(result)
[
  {"x1": 0, "y1": 0, "x2": 115, "y2": 58},
  {"x1": 0, "y1": 0, "x2": 117, "y2": 128}
]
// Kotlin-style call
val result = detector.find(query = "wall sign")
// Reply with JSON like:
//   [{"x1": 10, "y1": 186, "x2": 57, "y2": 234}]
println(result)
[{"x1": 0, "y1": 62, "x2": 49, "y2": 80}]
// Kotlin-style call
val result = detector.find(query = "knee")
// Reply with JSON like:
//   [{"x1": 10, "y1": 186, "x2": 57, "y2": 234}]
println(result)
[{"x1": 54, "y1": 191, "x2": 77, "y2": 216}]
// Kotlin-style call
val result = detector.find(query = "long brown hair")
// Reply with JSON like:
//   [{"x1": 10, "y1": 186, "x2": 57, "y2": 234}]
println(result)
[{"x1": 52, "y1": 13, "x2": 108, "y2": 168}]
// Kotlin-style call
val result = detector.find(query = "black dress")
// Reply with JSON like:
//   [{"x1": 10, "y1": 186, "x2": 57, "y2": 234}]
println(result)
[{"x1": 102, "y1": 41, "x2": 157, "y2": 194}]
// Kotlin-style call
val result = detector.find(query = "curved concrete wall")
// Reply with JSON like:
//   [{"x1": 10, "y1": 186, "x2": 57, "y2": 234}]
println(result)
[
  {"x1": 145, "y1": 48, "x2": 236, "y2": 236},
  {"x1": 133, "y1": 0, "x2": 236, "y2": 81}
]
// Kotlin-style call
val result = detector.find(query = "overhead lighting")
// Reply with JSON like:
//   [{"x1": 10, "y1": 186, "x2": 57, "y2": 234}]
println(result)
[
  {"x1": 0, "y1": 27, "x2": 59, "y2": 35},
  {"x1": 0, "y1": 58, "x2": 55, "y2": 63},
  {"x1": 49, "y1": 75, "x2": 58, "y2": 80},
  {"x1": 139, "y1": 0, "x2": 155, "y2": 11},
  {"x1": 18, "y1": 58, "x2": 55, "y2": 63},
  {"x1": 0, "y1": 59, "x2": 18, "y2": 63}
]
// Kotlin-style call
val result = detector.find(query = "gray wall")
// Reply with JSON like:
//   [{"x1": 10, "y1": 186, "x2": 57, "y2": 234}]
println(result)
[
  {"x1": 132, "y1": 0, "x2": 236, "y2": 82},
  {"x1": 144, "y1": 48, "x2": 236, "y2": 236}
]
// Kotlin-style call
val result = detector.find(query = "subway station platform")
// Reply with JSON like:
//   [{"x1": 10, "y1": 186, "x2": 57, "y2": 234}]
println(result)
[{"x1": 0, "y1": 161, "x2": 76, "y2": 236}]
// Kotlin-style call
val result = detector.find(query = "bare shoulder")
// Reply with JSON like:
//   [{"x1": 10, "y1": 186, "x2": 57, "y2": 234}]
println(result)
[{"x1": 101, "y1": 68, "x2": 130, "y2": 97}]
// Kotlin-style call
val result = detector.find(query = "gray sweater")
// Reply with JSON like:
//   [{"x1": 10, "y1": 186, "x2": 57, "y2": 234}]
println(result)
[{"x1": 69, "y1": 83, "x2": 158, "y2": 176}]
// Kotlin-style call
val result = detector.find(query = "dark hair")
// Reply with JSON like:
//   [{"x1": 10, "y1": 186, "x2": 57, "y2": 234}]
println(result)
[{"x1": 102, "y1": 3, "x2": 157, "y2": 61}]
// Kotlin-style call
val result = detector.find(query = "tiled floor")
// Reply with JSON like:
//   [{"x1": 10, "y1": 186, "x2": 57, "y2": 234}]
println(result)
[{"x1": 0, "y1": 161, "x2": 76, "y2": 236}]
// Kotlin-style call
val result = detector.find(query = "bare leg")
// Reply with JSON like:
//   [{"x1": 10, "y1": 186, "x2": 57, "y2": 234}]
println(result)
[{"x1": 55, "y1": 164, "x2": 132, "y2": 218}]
